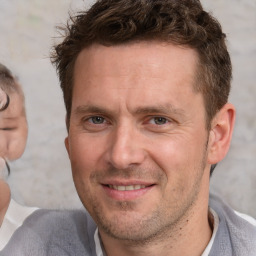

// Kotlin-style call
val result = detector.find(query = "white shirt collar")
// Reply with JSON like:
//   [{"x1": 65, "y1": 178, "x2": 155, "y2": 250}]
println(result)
[
  {"x1": 201, "y1": 208, "x2": 219, "y2": 256},
  {"x1": 94, "y1": 228, "x2": 105, "y2": 256}
]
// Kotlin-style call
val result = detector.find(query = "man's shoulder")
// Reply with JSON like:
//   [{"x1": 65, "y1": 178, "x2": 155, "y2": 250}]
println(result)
[
  {"x1": 234, "y1": 210, "x2": 256, "y2": 227},
  {"x1": 209, "y1": 194, "x2": 256, "y2": 256},
  {"x1": 209, "y1": 193, "x2": 256, "y2": 228},
  {"x1": 26, "y1": 207, "x2": 93, "y2": 228},
  {"x1": 0, "y1": 208, "x2": 97, "y2": 256}
]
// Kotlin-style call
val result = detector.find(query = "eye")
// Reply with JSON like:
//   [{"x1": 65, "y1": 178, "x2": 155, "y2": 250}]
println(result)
[
  {"x1": 80, "y1": 115, "x2": 110, "y2": 132},
  {"x1": 89, "y1": 116, "x2": 105, "y2": 124},
  {"x1": 0, "y1": 127, "x2": 15, "y2": 131},
  {"x1": 149, "y1": 117, "x2": 168, "y2": 125}
]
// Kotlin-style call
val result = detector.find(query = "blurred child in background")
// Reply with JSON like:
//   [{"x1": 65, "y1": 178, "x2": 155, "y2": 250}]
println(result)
[{"x1": 0, "y1": 63, "x2": 37, "y2": 249}]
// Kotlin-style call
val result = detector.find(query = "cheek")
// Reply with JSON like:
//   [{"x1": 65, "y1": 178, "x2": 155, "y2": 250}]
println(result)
[
  {"x1": 149, "y1": 137, "x2": 190, "y2": 170},
  {"x1": 149, "y1": 134, "x2": 206, "y2": 179},
  {"x1": 69, "y1": 136, "x2": 104, "y2": 177},
  {"x1": 71, "y1": 130, "x2": 111, "y2": 160},
  {"x1": 69, "y1": 140, "x2": 100, "y2": 211},
  {"x1": 8, "y1": 135, "x2": 27, "y2": 161},
  {"x1": 0, "y1": 137, "x2": 7, "y2": 157}
]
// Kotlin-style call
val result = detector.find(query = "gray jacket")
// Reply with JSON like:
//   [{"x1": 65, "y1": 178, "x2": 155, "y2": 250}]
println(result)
[{"x1": 1, "y1": 195, "x2": 256, "y2": 256}]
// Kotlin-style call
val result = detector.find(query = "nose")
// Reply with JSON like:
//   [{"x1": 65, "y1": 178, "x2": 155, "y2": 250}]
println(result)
[{"x1": 107, "y1": 124, "x2": 146, "y2": 170}]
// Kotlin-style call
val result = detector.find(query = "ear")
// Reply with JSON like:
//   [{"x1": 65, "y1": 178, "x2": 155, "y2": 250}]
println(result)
[
  {"x1": 64, "y1": 136, "x2": 70, "y2": 157},
  {"x1": 64, "y1": 114, "x2": 70, "y2": 157},
  {"x1": 65, "y1": 114, "x2": 70, "y2": 132},
  {"x1": 207, "y1": 103, "x2": 235, "y2": 165}
]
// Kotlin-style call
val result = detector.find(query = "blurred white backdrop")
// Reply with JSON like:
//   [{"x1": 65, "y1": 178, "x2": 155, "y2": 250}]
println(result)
[{"x1": 0, "y1": 0, "x2": 255, "y2": 216}]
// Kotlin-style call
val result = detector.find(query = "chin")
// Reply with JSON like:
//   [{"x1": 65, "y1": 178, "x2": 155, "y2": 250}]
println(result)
[{"x1": 95, "y1": 207, "x2": 167, "y2": 243}]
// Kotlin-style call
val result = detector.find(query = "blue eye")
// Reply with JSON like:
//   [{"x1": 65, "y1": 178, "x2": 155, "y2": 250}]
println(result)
[
  {"x1": 89, "y1": 116, "x2": 105, "y2": 124},
  {"x1": 151, "y1": 117, "x2": 168, "y2": 125}
]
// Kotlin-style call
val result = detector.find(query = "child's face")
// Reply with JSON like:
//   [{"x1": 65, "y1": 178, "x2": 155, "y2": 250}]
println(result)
[{"x1": 0, "y1": 92, "x2": 28, "y2": 160}]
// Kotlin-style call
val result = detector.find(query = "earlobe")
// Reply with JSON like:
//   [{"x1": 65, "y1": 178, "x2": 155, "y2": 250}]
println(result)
[{"x1": 207, "y1": 103, "x2": 235, "y2": 165}]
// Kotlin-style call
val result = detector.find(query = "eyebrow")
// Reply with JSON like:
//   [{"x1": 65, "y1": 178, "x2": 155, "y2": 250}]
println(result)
[
  {"x1": 74, "y1": 105, "x2": 113, "y2": 116},
  {"x1": 134, "y1": 104, "x2": 185, "y2": 116},
  {"x1": 74, "y1": 104, "x2": 185, "y2": 117},
  {"x1": 3, "y1": 117, "x2": 18, "y2": 120}
]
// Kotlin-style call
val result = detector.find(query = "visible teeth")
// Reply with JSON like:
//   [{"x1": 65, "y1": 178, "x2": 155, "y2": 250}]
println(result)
[
  {"x1": 126, "y1": 185, "x2": 134, "y2": 191},
  {"x1": 110, "y1": 185, "x2": 146, "y2": 191},
  {"x1": 115, "y1": 185, "x2": 125, "y2": 191}
]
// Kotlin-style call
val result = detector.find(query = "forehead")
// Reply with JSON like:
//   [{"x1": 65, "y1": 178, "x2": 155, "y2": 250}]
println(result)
[
  {"x1": 0, "y1": 92, "x2": 25, "y2": 119},
  {"x1": 72, "y1": 41, "x2": 202, "y2": 114},
  {"x1": 74, "y1": 41, "x2": 199, "y2": 82}
]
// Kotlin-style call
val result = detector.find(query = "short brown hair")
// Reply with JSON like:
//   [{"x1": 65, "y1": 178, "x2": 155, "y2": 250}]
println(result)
[{"x1": 51, "y1": 0, "x2": 232, "y2": 129}]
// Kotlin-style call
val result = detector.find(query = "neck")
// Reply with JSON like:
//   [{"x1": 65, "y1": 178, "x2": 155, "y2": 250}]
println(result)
[{"x1": 0, "y1": 180, "x2": 11, "y2": 226}]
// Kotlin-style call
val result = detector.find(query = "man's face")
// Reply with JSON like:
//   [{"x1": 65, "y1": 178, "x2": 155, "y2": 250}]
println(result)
[
  {"x1": 66, "y1": 42, "x2": 212, "y2": 241},
  {"x1": 0, "y1": 92, "x2": 28, "y2": 160}
]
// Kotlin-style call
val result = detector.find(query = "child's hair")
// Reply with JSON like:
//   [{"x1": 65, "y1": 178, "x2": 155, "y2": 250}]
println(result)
[
  {"x1": 0, "y1": 64, "x2": 18, "y2": 93},
  {"x1": 0, "y1": 90, "x2": 9, "y2": 112},
  {"x1": 0, "y1": 64, "x2": 24, "y2": 111}
]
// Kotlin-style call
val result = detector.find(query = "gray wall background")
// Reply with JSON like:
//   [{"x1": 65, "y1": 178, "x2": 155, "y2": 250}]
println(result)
[{"x1": 0, "y1": 0, "x2": 255, "y2": 216}]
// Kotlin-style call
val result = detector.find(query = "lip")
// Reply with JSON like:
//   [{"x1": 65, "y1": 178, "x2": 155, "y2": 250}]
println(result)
[{"x1": 101, "y1": 180, "x2": 155, "y2": 201}]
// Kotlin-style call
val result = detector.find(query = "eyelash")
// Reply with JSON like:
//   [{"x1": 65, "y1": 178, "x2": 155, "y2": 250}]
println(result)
[
  {"x1": 0, "y1": 127, "x2": 15, "y2": 131},
  {"x1": 81, "y1": 116, "x2": 109, "y2": 127},
  {"x1": 147, "y1": 116, "x2": 169, "y2": 125},
  {"x1": 88, "y1": 116, "x2": 106, "y2": 124}
]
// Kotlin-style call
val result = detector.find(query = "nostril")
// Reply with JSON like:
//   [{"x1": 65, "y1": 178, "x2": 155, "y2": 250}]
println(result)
[{"x1": 108, "y1": 149, "x2": 146, "y2": 170}]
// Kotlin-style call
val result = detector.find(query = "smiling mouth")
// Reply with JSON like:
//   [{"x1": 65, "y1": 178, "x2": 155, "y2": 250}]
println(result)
[{"x1": 107, "y1": 184, "x2": 150, "y2": 191}]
